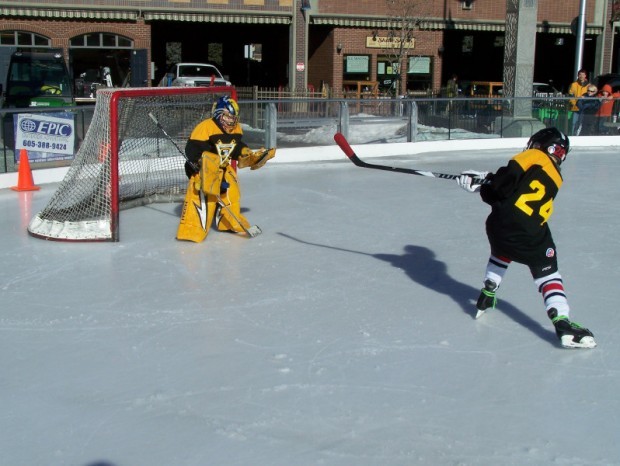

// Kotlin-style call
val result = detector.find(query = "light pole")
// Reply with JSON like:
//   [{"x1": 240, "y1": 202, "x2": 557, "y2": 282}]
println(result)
[{"x1": 573, "y1": 0, "x2": 587, "y2": 76}]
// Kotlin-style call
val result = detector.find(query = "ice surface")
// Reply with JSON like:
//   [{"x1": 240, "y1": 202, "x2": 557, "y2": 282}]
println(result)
[{"x1": 1, "y1": 142, "x2": 620, "y2": 466}]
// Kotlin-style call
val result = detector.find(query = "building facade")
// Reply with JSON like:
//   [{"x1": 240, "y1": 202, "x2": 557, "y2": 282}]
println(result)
[{"x1": 1, "y1": 0, "x2": 618, "y2": 97}]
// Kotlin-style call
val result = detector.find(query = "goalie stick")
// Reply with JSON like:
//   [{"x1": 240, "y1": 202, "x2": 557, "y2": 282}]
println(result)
[
  {"x1": 148, "y1": 112, "x2": 261, "y2": 238},
  {"x1": 333, "y1": 132, "x2": 489, "y2": 184}
]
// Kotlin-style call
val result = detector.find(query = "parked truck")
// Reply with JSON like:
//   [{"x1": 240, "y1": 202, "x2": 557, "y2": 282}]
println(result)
[{"x1": 1, "y1": 50, "x2": 74, "y2": 109}]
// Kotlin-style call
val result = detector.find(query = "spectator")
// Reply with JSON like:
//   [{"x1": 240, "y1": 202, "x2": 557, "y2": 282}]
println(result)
[
  {"x1": 576, "y1": 85, "x2": 600, "y2": 136},
  {"x1": 596, "y1": 84, "x2": 615, "y2": 135},
  {"x1": 446, "y1": 74, "x2": 459, "y2": 98},
  {"x1": 568, "y1": 69, "x2": 589, "y2": 135}
]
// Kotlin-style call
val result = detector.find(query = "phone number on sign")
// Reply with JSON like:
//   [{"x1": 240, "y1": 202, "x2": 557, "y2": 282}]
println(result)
[{"x1": 22, "y1": 140, "x2": 68, "y2": 151}]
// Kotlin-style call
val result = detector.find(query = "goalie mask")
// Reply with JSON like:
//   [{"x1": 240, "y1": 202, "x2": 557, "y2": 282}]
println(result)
[
  {"x1": 213, "y1": 96, "x2": 240, "y2": 133},
  {"x1": 526, "y1": 127, "x2": 570, "y2": 164}
]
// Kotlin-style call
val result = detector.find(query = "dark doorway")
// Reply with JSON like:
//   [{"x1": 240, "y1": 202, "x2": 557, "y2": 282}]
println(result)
[{"x1": 150, "y1": 21, "x2": 289, "y2": 87}]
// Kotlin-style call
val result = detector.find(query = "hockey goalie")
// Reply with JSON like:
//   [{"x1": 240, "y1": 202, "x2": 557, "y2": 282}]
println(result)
[{"x1": 177, "y1": 95, "x2": 276, "y2": 242}]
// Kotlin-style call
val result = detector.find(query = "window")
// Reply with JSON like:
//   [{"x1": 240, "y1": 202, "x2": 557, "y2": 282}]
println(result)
[
  {"x1": 407, "y1": 56, "x2": 432, "y2": 92},
  {"x1": 0, "y1": 30, "x2": 51, "y2": 47},
  {"x1": 208, "y1": 43, "x2": 223, "y2": 66},
  {"x1": 343, "y1": 55, "x2": 370, "y2": 81},
  {"x1": 377, "y1": 56, "x2": 399, "y2": 94},
  {"x1": 70, "y1": 33, "x2": 133, "y2": 48}
]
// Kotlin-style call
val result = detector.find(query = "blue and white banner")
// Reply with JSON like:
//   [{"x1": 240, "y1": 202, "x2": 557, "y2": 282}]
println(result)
[{"x1": 14, "y1": 112, "x2": 75, "y2": 162}]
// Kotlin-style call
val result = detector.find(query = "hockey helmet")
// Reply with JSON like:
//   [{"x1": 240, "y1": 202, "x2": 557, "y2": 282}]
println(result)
[
  {"x1": 526, "y1": 127, "x2": 570, "y2": 164},
  {"x1": 213, "y1": 95, "x2": 240, "y2": 133}
]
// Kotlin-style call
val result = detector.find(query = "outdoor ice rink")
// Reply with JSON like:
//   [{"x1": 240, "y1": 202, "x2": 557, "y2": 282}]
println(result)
[{"x1": 2, "y1": 141, "x2": 620, "y2": 466}]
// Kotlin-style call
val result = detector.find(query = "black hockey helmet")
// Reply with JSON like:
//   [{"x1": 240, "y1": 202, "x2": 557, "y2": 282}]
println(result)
[{"x1": 526, "y1": 127, "x2": 570, "y2": 164}]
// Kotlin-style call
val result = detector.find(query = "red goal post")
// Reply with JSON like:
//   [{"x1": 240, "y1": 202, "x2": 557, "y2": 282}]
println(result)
[{"x1": 28, "y1": 86, "x2": 237, "y2": 242}]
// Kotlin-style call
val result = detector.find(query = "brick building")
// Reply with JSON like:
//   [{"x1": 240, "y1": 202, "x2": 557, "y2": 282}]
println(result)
[{"x1": 1, "y1": 0, "x2": 618, "y2": 96}]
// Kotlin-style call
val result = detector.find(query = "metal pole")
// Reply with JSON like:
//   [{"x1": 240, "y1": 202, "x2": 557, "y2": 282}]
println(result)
[{"x1": 574, "y1": 0, "x2": 587, "y2": 76}]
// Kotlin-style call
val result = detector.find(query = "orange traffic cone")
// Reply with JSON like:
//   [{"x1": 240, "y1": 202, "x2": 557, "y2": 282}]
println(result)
[{"x1": 11, "y1": 149, "x2": 40, "y2": 192}]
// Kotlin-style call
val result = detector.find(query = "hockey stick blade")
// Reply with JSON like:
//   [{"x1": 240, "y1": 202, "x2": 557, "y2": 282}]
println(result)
[{"x1": 334, "y1": 132, "x2": 487, "y2": 183}]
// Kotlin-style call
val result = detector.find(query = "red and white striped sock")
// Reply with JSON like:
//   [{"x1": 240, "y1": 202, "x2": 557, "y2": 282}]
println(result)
[{"x1": 535, "y1": 272, "x2": 570, "y2": 317}]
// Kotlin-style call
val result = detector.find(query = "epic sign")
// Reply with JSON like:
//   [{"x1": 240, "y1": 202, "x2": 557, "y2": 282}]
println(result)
[
  {"x1": 15, "y1": 112, "x2": 75, "y2": 159},
  {"x1": 19, "y1": 118, "x2": 73, "y2": 137}
]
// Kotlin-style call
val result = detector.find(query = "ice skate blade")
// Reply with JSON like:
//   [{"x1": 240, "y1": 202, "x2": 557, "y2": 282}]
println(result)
[
  {"x1": 475, "y1": 309, "x2": 486, "y2": 319},
  {"x1": 560, "y1": 335, "x2": 597, "y2": 349}
]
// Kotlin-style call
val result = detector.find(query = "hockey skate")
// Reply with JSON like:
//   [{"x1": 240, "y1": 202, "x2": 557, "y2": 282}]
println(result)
[
  {"x1": 547, "y1": 308, "x2": 597, "y2": 349},
  {"x1": 475, "y1": 279, "x2": 498, "y2": 319}
]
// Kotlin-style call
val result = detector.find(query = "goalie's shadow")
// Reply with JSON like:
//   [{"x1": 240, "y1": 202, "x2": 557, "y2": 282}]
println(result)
[{"x1": 278, "y1": 233, "x2": 552, "y2": 344}]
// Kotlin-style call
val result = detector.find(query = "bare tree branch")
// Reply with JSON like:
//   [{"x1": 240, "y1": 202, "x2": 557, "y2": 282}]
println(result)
[{"x1": 384, "y1": 0, "x2": 432, "y2": 95}]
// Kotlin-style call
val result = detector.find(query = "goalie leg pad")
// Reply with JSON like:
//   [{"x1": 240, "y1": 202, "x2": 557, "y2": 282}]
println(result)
[
  {"x1": 216, "y1": 166, "x2": 251, "y2": 232},
  {"x1": 201, "y1": 151, "x2": 225, "y2": 196},
  {"x1": 177, "y1": 174, "x2": 217, "y2": 243}
]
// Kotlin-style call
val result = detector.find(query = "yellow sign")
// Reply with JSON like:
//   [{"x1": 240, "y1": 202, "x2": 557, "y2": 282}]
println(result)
[{"x1": 366, "y1": 36, "x2": 415, "y2": 49}]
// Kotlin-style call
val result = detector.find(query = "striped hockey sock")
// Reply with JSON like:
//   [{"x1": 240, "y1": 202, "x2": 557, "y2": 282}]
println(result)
[
  {"x1": 536, "y1": 272, "x2": 569, "y2": 316},
  {"x1": 484, "y1": 254, "x2": 511, "y2": 285}
]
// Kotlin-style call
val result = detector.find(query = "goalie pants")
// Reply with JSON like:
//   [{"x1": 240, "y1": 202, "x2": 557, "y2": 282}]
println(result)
[{"x1": 177, "y1": 165, "x2": 250, "y2": 243}]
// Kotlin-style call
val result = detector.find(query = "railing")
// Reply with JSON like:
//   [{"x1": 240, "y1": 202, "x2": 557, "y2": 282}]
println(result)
[{"x1": 2, "y1": 95, "x2": 618, "y2": 174}]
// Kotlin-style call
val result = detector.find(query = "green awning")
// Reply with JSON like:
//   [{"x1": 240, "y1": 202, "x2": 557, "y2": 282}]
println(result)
[
  {"x1": 0, "y1": 7, "x2": 137, "y2": 20},
  {"x1": 143, "y1": 12, "x2": 291, "y2": 24}
]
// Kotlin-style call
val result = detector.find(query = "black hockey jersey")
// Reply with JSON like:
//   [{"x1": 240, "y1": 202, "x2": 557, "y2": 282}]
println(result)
[{"x1": 481, "y1": 148, "x2": 563, "y2": 262}]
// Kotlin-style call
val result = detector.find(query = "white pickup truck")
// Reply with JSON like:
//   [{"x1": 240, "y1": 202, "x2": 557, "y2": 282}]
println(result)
[{"x1": 158, "y1": 63, "x2": 232, "y2": 88}]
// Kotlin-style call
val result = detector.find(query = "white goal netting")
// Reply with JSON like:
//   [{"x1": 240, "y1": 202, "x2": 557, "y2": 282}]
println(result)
[{"x1": 28, "y1": 86, "x2": 235, "y2": 241}]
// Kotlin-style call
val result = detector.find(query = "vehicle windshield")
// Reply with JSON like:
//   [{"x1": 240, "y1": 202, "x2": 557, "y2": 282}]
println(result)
[
  {"x1": 178, "y1": 65, "x2": 222, "y2": 78},
  {"x1": 7, "y1": 58, "x2": 72, "y2": 98}
]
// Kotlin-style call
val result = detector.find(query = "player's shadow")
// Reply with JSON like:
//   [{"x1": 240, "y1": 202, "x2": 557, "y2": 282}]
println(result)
[{"x1": 278, "y1": 233, "x2": 554, "y2": 344}]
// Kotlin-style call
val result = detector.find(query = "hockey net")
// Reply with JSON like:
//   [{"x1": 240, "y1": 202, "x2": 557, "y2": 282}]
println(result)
[{"x1": 28, "y1": 86, "x2": 236, "y2": 241}]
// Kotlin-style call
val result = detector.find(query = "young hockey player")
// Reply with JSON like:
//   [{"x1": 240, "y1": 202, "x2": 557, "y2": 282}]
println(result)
[
  {"x1": 177, "y1": 95, "x2": 275, "y2": 242},
  {"x1": 456, "y1": 127, "x2": 596, "y2": 349}
]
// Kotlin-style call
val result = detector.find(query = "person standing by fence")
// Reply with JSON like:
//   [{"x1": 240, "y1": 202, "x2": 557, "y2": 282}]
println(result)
[
  {"x1": 576, "y1": 85, "x2": 601, "y2": 136},
  {"x1": 596, "y1": 84, "x2": 615, "y2": 135},
  {"x1": 568, "y1": 69, "x2": 590, "y2": 136}
]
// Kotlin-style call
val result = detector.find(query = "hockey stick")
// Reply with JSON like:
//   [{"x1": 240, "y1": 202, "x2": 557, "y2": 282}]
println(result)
[
  {"x1": 148, "y1": 112, "x2": 261, "y2": 238},
  {"x1": 334, "y1": 132, "x2": 489, "y2": 184}
]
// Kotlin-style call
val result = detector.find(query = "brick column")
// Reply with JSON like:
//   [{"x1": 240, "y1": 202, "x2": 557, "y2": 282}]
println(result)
[
  {"x1": 504, "y1": 0, "x2": 537, "y2": 118},
  {"x1": 291, "y1": 2, "x2": 309, "y2": 91}
]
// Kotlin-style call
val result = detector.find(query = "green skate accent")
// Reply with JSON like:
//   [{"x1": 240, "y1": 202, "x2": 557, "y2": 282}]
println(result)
[
  {"x1": 551, "y1": 315, "x2": 587, "y2": 330},
  {"x1": 481, "y1": 289, "x2": 497, "y2": 308}
]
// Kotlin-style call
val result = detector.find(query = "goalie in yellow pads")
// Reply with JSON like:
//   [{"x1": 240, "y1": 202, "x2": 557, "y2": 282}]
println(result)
[{"x1": 177, "y1": 95, "x2": 275, "y2": 242}]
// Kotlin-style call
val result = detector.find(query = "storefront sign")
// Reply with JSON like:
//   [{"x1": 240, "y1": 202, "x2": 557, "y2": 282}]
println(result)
[
  {"x1": 366, "y1": 36, "x2": 415, "y2": 49},
  {"x1": 14, "y1": 112, "x2": 75, "y2": 162}
]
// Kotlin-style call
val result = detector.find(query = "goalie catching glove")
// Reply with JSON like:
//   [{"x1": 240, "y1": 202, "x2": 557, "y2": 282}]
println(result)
[
  {"x1": 456, "y1": 170, "x2": 490, "y2": 193},
  {"x1": 237, "y1": 147, "x2": 276, "y2": 170}
]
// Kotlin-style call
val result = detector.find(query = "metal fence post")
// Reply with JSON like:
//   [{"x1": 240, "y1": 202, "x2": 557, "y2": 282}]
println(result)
[
  {"x1": 338, "y1": 101, "x2": 349, "y2": 138},
  {"x1": 407, "y1": 100, "x2": 418, "y2": 142},
  {"x1": 265, "y1": 102, "x2": 277, "y2": 148}
]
